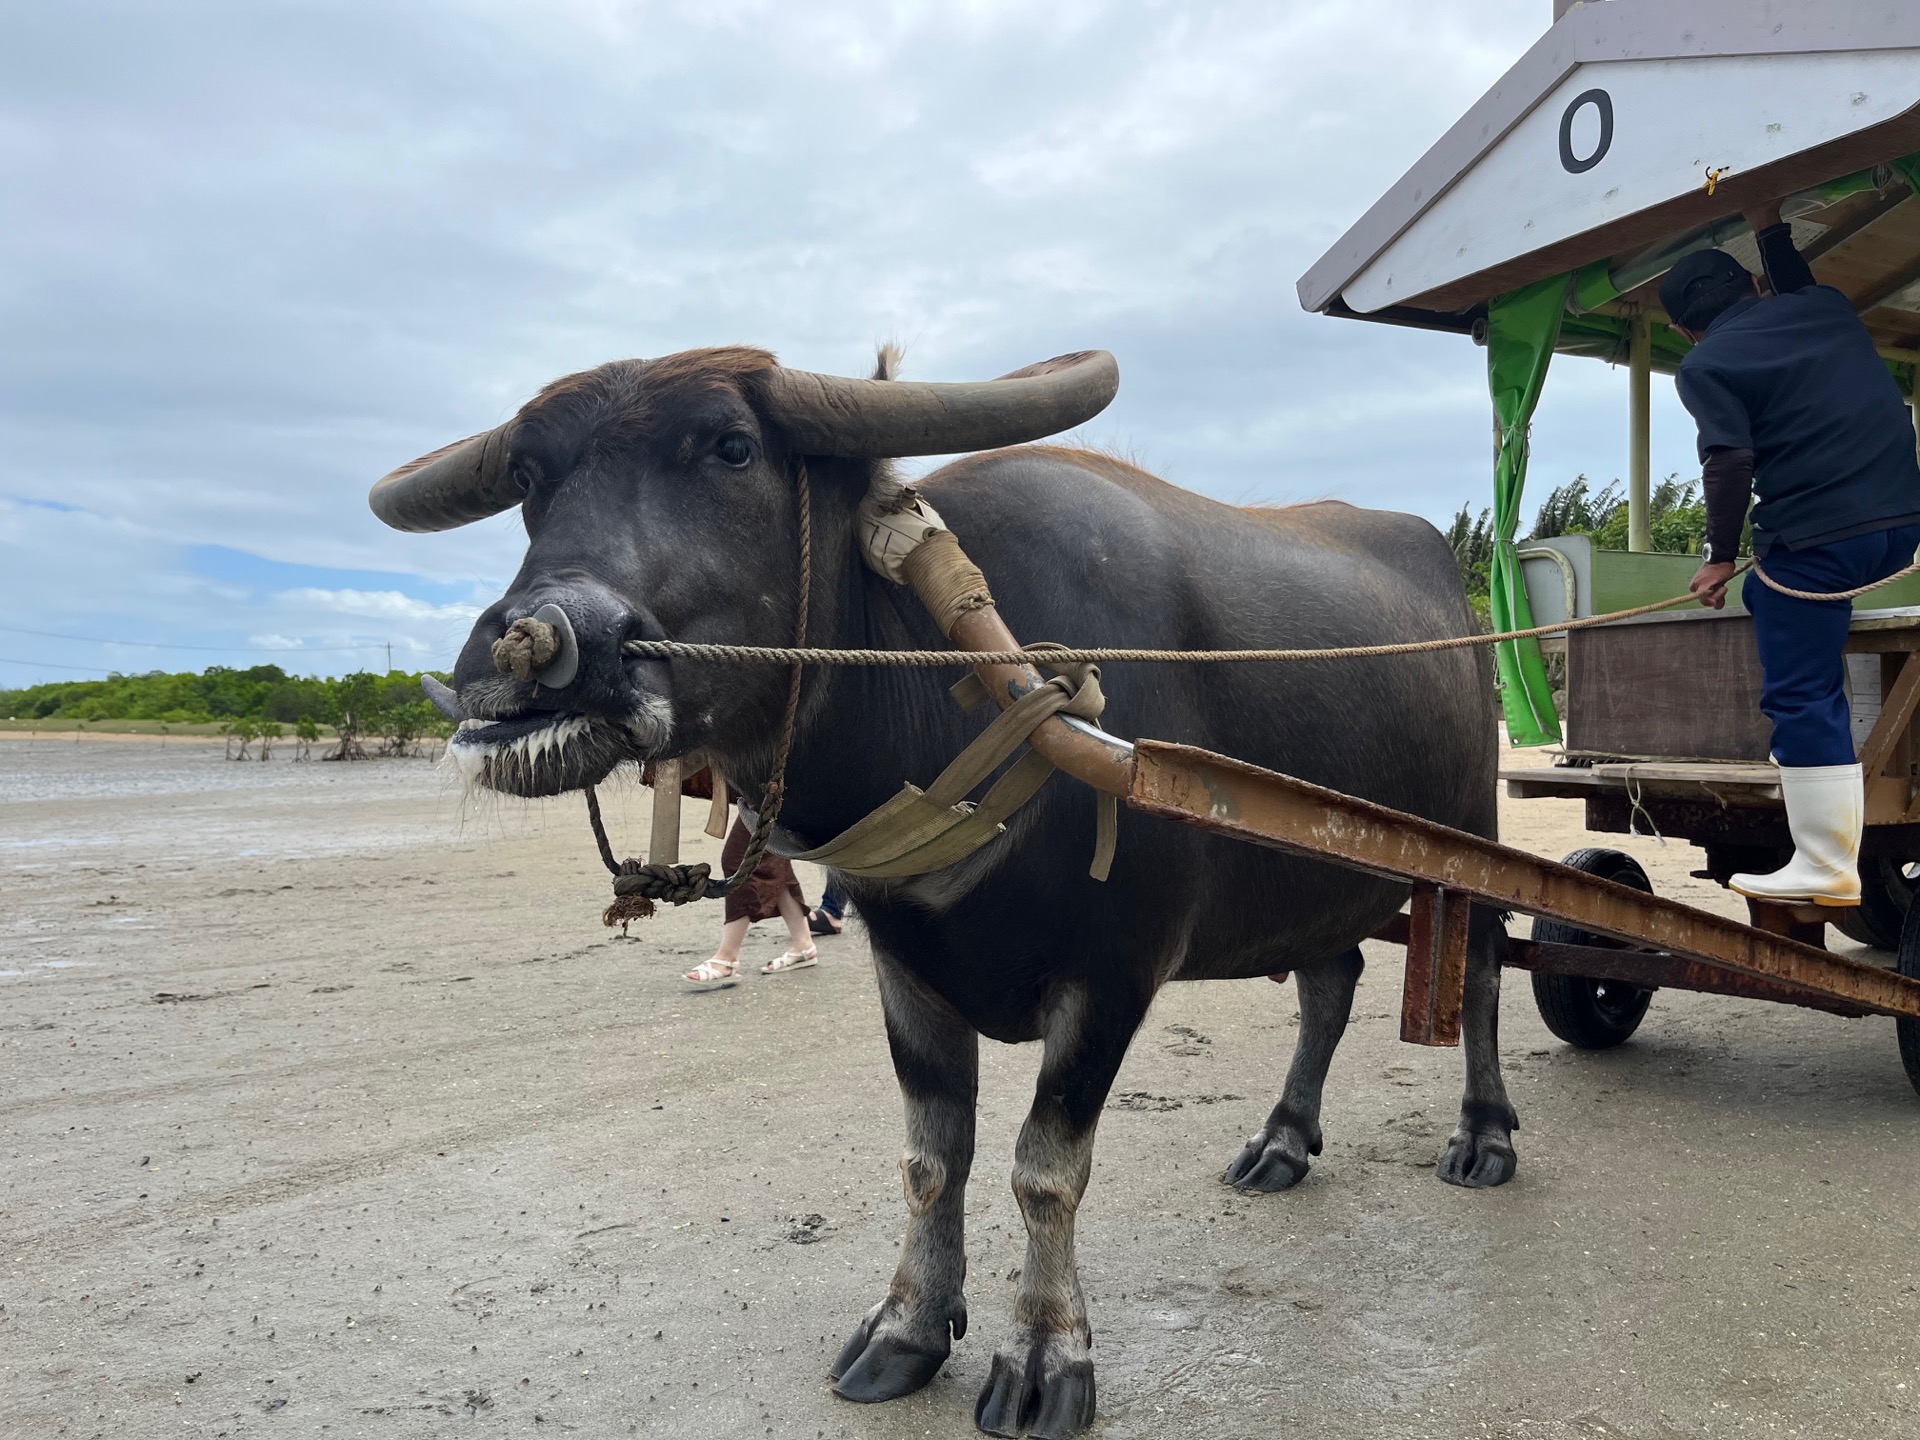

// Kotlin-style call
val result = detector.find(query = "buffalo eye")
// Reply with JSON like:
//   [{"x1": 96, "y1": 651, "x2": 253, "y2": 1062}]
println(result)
[{"x1": 714, "y1": 432, "x2": 755, "y2": 469}]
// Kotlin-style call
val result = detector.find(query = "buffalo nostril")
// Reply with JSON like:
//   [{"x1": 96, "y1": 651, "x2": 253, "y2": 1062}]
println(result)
[
  {"x1": 530, "y1": 603, "x2": 580, "y2": 689},
  {"x1": 492, "y1": 616, "x2": 560, "y2": 681},
  {"x1": 488, "y1": 605, "x2": 582, "y2": 688}
]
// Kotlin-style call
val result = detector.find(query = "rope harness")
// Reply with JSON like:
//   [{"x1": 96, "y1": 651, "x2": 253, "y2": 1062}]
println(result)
[
  {"x1": 584, "y1": 460, "x2": 813, "y2": 929},
  {"x1": 536, "y1": 475, "x2": 1920, "y2": 928}
]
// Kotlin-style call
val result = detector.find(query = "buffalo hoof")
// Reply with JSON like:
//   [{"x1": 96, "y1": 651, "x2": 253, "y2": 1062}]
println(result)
[
  {"x1": 830, "y1": 1299, "x2": 962, "y2": 1404},
  {"x1": 1222, "y1": 1109, "x2": 1322, "y2": 1192},
  {"x1": 974, "y1": 1332, "x2": 1095, "y2": 1439},
  {"x1": 1436, "y1": 1105, "x2": 1518, "y2": 1188}
]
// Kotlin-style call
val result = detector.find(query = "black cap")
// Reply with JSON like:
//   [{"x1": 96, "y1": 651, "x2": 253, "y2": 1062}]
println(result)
[{"x1": 1659, "y1": 248, "x2": 1754, "y2": 331}]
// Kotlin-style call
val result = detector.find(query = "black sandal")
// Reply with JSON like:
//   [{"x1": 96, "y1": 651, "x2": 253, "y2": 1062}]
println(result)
[{"x1": 807, "y1": 907, "x2": 843, "y2": 937}]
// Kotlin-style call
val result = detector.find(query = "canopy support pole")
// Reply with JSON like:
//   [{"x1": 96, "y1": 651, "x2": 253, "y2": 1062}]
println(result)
[
  {"x1": 1628, "y1": 312, "x2": 1653, "y2": 553},
  {"x1": 1910, "y1": 378, "x2": 1919, "y2": 467}
]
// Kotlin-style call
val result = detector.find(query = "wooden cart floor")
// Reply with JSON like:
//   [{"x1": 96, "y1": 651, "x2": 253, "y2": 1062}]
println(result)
[{"x1": 1503, "y1": 760, "x2": 1782, "y2": 805}]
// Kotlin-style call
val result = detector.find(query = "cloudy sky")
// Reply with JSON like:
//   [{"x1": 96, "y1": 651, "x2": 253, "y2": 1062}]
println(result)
[{"x1": 0, "y1": 0, "x2": 1707, "y2": 687}]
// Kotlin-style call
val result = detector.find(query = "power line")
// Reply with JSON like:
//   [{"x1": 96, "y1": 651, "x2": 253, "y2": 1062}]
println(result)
[
  {"x1": 0, "y1": 624, "x2": 389, "y2": 653},
  {"x1": 0, "y1": 656, "x2": 124, "y2": 674}
]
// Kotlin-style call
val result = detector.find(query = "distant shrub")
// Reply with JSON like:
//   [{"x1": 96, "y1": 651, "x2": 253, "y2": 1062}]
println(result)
[{"x1": 0, "y1": 664, "x2": 453, "y2": 756}]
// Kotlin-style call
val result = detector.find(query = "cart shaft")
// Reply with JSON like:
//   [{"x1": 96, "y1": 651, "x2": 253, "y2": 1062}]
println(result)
[{"x1": 1128, "y1": 740, "x2": 1920, "y2": 1042}]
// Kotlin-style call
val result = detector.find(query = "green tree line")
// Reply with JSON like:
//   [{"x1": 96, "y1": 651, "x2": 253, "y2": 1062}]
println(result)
[
  {"x1": 0, "y1": 664, "x2": 454, "y2": 751},
  {"x1": 1447, "y1": 472, "x2": 1740, "y2": 619}
]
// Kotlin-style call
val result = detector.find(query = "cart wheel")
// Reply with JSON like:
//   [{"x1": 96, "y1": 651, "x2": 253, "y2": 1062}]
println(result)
[
  {"x1": 1530, "y1": 847, "x2": 1656, "y2": 1050},
  {"x1": 1834, "y1": 857, "x2": 1919, "y2": 951},
  {"x1": 1896, "y1": 897, "x2": 1920, "y2": 1097}
]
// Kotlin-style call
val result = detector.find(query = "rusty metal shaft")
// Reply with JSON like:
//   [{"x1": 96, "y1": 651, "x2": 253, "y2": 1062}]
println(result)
[{"x1": 1126, "y1": 740, "x2": 1920, "y2": 1023}]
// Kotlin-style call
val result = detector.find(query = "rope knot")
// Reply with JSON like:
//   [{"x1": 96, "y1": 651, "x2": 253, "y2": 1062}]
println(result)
[
  {"x1": 612, "y1": 861, "x2": 714, "y2": 906},
  {"x1": 492, "y1": 616, "x2": 560, "y2": 682}
]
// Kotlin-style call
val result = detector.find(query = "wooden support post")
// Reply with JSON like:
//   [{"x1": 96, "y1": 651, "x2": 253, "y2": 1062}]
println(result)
[
  {"x1": 1744, "y1": 898, "x2": 1827, "y2": 949},
  {"x1": 1401, "y1": 884, "x2": 1470, "y2": 1047},
  {"x1": 1859, "y1": 652, "x2": 1920, "y2": 824},
  {"x1": 1627, "y1": 312, "x2": 1654, "y2": 553},
  {"x1": 649, "y1": 756, "x2": 683, "y2": 866}
]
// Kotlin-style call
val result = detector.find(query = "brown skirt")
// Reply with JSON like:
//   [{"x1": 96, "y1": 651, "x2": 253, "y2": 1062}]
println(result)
[{"x1": 721, "y1": 817, "x2": 806, "y2": 925}]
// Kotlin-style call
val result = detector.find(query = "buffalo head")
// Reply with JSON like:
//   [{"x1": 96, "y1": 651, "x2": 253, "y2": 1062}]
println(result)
[{"x1": 369, "y1": 346, "x2": 1117, "y2": 798}]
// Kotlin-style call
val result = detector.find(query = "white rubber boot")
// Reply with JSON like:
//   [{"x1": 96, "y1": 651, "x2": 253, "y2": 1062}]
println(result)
[{"x1": 1729, "y1": 763, "x2": 1863, "y2": 906}]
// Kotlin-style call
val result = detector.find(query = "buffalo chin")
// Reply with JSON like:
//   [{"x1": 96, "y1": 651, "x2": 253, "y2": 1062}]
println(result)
[{"x1": 447, "y1": 703, "x2": 666, "y2": 798}]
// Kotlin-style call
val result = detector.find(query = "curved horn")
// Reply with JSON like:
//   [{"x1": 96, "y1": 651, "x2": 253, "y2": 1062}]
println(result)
[
  {"x1": 368, "y1": 425, "x2": 520, "y2": 533},
  {"x1": 761, "y1": 349, "x2": 1119, "y2": 458}
]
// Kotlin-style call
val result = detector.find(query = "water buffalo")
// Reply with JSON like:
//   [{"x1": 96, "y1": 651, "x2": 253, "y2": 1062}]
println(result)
[{"x1": 370, "y1": 346, "x2": 1515, "y2": 1439}]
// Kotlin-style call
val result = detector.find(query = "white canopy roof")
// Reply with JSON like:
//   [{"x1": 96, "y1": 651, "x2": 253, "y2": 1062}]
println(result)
[{"x1": 1299, "y1": 0, "x2": 1920, "y2": 337}]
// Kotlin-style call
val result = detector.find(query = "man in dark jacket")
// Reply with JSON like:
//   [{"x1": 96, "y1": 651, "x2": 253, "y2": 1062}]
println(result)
[{"x1": 1666, "y1": 199, "x2": 1920, "y2": 905}]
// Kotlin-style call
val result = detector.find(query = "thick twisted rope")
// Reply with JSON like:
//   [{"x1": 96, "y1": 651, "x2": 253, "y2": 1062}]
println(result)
[
  {"x1": 713, "y1": 462, "x2": 812, "y2": 891},
  {"x1": 616, "y1": 553, "x2": 1920, "y2": 671},
  {"x1": 622, "y1": 583, "x2": 1698, "y2": 668}
]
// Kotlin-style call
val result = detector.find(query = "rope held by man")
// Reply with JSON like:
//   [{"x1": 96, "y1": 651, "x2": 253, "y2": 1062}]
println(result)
[
  {"x1": 612, "y1": 552, "x2": 1920, "y2": 670},
  {"x1": 587, "y1": 532, "x2": 1920, "y2": 924}
]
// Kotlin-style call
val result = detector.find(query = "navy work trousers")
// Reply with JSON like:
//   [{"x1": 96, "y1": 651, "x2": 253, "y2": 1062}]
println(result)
[{"x1": 1741, "y1": 523, "x2": 1920, "y2": 767}]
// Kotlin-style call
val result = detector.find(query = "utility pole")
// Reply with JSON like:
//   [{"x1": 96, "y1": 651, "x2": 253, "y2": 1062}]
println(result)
[{"x1": 385, "y1": 641, "x2": 392, "y2": 673}]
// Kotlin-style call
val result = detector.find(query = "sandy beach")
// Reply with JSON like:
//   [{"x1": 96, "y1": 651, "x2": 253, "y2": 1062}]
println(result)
[{"x1": 3, "y1": 735, "x2": 1918, "y2": 1439}]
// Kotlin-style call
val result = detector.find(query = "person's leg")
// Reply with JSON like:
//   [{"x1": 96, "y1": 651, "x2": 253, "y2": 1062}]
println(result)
[
  {"x1": 775, "y1": 887, "x2": 815, "y2": 952},
  {"x1": 764, "y1": 887, "x2": 821, "y2": 973},
  {"x1": 810, "y1": 877, "x2": 846, "y2": 935},
  {"x1": 1734, "y1": 542, "x2": 1867, "y2": 902},
  {"x1": 1745, "y1": 550, "x2": 1856, "y2": 767},
  {"x1": 687, "y1": 916, "x2": 750, "y2": 984}
]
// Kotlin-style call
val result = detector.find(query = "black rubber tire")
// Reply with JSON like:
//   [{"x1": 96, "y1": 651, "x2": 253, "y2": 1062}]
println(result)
[
  {"x1": 1529, "y1": 847, "x2": 1657, "y2": 1050},
  {"x1": 1833, "y1": 857, "x2": 1918, "y2": 951},
  {"x1": 1896, "y1": 894, "x2": 1920, "y2": 1097}
]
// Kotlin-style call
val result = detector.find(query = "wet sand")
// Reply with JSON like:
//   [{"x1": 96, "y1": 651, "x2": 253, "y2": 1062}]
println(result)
[{"x1": 3, "y1": 737, "x2": 1918, "y2": 1438}]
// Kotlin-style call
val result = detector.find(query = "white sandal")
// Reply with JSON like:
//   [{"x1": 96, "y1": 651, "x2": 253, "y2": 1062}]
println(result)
[
  {"x1": 684, "y1": 956, "x2": 739, "y2": 987},
  {"x1": 761, "y1": 945, "x2": 818, "y2": 975}
]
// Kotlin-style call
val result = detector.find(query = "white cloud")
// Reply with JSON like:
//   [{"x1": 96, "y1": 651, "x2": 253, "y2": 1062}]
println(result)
[
  {"x1": 276, "y1": 588, "x2": 484, "y2": 626},
  {"x1": 0, "y1": 0, "x2": 1712, "y2": 690}
]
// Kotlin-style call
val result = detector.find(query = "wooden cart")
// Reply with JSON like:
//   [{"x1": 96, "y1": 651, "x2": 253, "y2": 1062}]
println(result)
[{"x1": 1287, "y1": 1, "x2": 1920, "y2": 1082}]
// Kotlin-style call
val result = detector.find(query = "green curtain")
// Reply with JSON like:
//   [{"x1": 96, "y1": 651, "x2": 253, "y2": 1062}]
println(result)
[
  {"x1": 1474, "y1": 153, "x2": 1920, "y2": 746},
  {"x1": 1485, "y1": 275, "x2": 1568, "y2": 746}
]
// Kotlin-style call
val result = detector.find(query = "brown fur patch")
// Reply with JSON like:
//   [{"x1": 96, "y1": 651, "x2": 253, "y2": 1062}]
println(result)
[
  {"x1": 510, "y1": 348, "x2": 782, "y2": 463},
  {"x1": 643, "y1": 344, "x2": 778, "y2": 386}
]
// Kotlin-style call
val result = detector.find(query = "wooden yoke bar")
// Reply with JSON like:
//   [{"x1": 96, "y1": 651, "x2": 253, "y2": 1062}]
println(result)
[{"x1": 899, "y1": 528, "x2": 1135, "y2": 798}]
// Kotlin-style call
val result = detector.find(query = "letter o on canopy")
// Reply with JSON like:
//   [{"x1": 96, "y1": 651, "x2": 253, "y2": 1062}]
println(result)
[{"x1": 1558, "y1": 88, "x2": 1613, "y2": 175}]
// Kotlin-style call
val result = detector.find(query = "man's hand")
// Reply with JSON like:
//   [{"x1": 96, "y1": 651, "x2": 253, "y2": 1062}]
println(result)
[
  {"x1": 1742, "y1": 199, "x2": 1785, "y2": 233},
  {"x1": 1690, "y1": 559, "x2": 1737, "y2": 609}
]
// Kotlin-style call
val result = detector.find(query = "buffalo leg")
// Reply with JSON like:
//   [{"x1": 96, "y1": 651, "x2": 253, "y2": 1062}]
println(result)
[
  {"x1": 1222, "y1": 946, "x2": 1364, "y2": 1191},
  {"x1": 974, "y1": 991, "x2": 1141, "y2": 1440},
  {"x1": 1436, "y1": 907, "x2": 1519, "y2": 1187},
  {"x1": 831, "y1": 954, "x2": 977, "y2": 1403}
]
